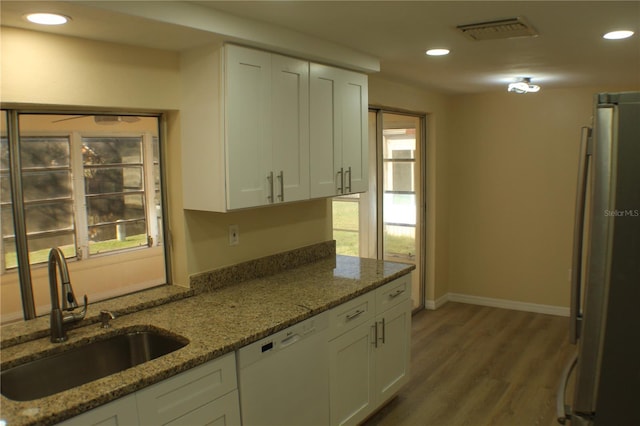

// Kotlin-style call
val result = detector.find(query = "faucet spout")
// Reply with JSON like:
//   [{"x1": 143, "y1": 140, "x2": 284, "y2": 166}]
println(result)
[{"x1": 48, "y1": 248, "x2": 87, "y2": 343}]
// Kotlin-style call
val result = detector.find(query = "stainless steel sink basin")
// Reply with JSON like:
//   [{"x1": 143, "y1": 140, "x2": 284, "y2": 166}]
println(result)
[{"x1": 1, "y1": 328, "x2": 188, "y2": 401}]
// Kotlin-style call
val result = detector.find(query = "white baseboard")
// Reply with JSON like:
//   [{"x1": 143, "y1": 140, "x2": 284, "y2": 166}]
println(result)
[
  {"x1": 425, "y1": 293, "x2": 569, "y2": 317},
  {"x1": 425, "y1": 293, "x2": 449, "y2": 310}
]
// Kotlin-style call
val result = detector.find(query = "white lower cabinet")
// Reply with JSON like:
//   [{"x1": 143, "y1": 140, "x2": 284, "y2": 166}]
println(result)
[
  {"x1": 59, "y1": 393, "x2": 139, "y2": 426},
  {"x1": 329, "y1": 275, "x2": 412, "y2": 426},
  {"x1": 59, "y1": 353, "x2": 240, "y2": 426},
  {"x1": 59, "y1": 275, "x2": 411, "y2": 426},
  {"x1": 136, "y1": 352, "x2": 240, "y2": 426}
]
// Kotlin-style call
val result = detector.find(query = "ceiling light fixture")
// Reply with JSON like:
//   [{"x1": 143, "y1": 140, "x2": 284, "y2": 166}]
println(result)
[
  {"x1": 426, "y1": 48, "x2": 450, "y2": 56},
  {"x1": 603, "y1": 30, "x2": 634, "y2": 40},
  {"x1": 25, "y1": 13, "x2": 70, "y2": 25},
  {"x1": 508, "y1": 77, "x2": 540, "y2": 94}
]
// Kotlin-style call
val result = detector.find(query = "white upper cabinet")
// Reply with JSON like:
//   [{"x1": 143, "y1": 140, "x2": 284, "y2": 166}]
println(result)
[
  {"x1": 225, "y1": 45, "x2": 310, "y2": 210},
  {"x1": 271, "y1": 54, "x2": 310, "y2": 203},
  {"x1": 181, "y1": 43, "x2": 365, "y2": 212},
  {"x1": 225, "y1": 46, "x2": 273, "y2": 209},
  {"x1": 310, "y1": 63, "x2": 368, "y2": 198}
]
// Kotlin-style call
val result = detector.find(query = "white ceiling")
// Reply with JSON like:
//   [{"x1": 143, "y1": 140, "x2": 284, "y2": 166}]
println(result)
[{"x1": 2, "y1": 1, "x2": 639, "y2": 94}]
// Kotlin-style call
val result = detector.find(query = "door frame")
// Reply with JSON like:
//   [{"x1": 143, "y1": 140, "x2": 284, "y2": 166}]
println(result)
[{"x1": 369, "y1": 107, "x2": 427, "y2": 313}]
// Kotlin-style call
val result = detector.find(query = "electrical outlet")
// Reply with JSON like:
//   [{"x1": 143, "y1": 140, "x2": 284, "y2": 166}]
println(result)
[{"x1": 229, "y1": 225, "x2": 239, "y2": 246}]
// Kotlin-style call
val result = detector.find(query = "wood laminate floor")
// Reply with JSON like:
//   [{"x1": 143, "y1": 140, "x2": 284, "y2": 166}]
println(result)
[{"x1": 363, "y1": 302, "x2": 576, "y2": 426}]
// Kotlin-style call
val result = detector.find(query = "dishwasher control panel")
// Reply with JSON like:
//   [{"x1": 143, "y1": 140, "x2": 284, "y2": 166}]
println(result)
[{"x1": 238, "y1": 310, "x2": 329, "y2": 368}]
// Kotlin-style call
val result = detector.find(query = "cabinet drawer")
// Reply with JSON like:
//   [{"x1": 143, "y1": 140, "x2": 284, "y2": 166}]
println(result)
[
  {"x1": 163, "y1": 389, "x2": 241, "y2": 426},
  {"x1": 59, "y1": 393, "x2": 138, "y2": 426},
  {"x1": 329, "y1": 292, "x2": 375, "y2": 340},
  {"x1": 137, "y1": 352, "x2": 237, "y2": 425},
  {"x1": 376, "y1": 274, "x2": 411, "y2": 313}
]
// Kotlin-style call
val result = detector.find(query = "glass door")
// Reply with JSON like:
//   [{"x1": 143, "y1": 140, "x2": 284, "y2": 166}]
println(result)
[{"x1": 380, "y1": 112, "x2": 423, "y2": 310}]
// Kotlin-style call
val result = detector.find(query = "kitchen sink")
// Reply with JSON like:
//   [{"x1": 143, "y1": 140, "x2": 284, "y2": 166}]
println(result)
[{"x1": 0, "y1": 328, "x2": 188, "y2": 401}]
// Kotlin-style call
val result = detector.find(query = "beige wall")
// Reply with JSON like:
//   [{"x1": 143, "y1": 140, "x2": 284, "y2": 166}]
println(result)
[
  {"x1": 4, "y1": 26, "x2": 634, "y2": 315},
  {"x1": 0, "y1": 27, "x2": 180, "y2": 110},
  {"x1": 0, "y1": 27, "x2": 332, "y2": 297},
  {"x1": 368, "y1": 75, "x2": 450, "y2": 304},
  {"x1": 446, "y1": 87, "x2": 630, "y2": 307}
]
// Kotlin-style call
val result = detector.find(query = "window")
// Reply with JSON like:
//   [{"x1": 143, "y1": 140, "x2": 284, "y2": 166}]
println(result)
[
  {"x1": 332, "y1": 194, "x2": 360, "y2": 256},
  {"x1": 0, "y1": 112, "x2": 167, "y2": 324}
]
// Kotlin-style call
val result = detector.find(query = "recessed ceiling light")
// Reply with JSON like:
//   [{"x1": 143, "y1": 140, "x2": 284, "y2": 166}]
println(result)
[
  {"x1": 426, "y1": 49, "x2": 450, "y2": 56},
  {"x1": 603, "y1": 30, "x2": 634, "y2": 40},
  {"x1": 25, "y1": 13, "x2": 70, "y2": 26}
]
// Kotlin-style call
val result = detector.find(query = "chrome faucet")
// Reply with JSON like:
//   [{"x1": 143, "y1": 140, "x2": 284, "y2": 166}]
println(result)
[{"x1": 49, "y1": 247, "x2": 87, "y2": 343}]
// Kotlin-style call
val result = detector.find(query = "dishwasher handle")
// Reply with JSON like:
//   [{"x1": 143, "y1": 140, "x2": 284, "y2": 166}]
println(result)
[{"x1": 280, "y1": 333, "x2": 301, "y2": 348}]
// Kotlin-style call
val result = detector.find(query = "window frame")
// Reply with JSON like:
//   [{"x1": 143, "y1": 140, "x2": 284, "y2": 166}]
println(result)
[{"x1": 0, "y1": 109, "x2": 171, "y2": 322}]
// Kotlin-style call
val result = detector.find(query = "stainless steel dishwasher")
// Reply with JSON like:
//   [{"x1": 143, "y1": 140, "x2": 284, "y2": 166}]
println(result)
[{"x1": 237, "y1": 311, "x2": 330, "y2": 426}]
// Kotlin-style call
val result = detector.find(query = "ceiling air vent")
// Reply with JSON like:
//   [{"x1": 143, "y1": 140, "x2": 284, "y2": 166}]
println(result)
[{"x1": 456, "y1": 17, "x2": 538, "y2": 41}]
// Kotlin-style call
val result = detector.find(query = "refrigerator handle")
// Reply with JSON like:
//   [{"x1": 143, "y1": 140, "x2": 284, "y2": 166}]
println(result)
[
  {"x1": 556, "y1": 352, "x2": 578, "y2": 425},
  {"x1": 569, "y1": 127, "x2": 592, "y2": 344}
]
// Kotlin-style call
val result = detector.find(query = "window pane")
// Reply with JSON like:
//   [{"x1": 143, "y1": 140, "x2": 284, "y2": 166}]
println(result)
[
  {"x1": 86, "y1": 194, "x2": 146, "y2": 225},
  {"x1": 0, "y1": 175, "x2": 11, "y2": 203},
  {"x1": 89, "y1": 220, "x2": 147, "y2": 254},
  {"x1": 0, "y1": 136, "x2": 8, "y2": 170},
  {"x1": 1, "y1": 112, "x2": 18, "y2": 273},
  {"x1": 334, "y1": 230, "x2": 359, "y2": 256},
  {"x1": 332, "y1": 200, "x2": 359, "y2": 232},
  {"x1": 383, "y1": 224, "x2": 415, "y2": 259},
  {"x1": 332, "y1": 197, "x2": 360, "y2": 256},
  {"x1": 83, "y1": 137, "x2": 142, "y2": 165},
  {"x1": 83, "y1": 136, "x2": 147, "y2": 256},
  {"x1": 27, "y1": 233, "x2": 76, "y2": 262},
  {"x1": 383, "y1": 193, "x2": 416, "y2": 226},
  {"x1": 383, "y1": 162, "x2": 414, "y2": 192},
  {"x1": 383, "y1": 136, "x2": 415, "y2": 160},
  {"x1": 25, "y1": 202, "x2": 74, "y2": 233},
  {"x1": 22, "y1": 170, "x2": 72, "y2": 202},
  {"x1": 20, "y1": 137, "x2": 70, "y2": 168},
  {"x1": 84, "y1": 166, "x2": 143, "y2": 195},
  {"x1": 15, "y1": 132, "x2": 77, "y2": 265}
]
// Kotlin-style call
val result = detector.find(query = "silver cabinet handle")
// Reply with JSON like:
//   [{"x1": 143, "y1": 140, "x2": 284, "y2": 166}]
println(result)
[
  {"x1": 556, "y1": 352, "x2": 578, "y2": 424},
  {"x1": 345, "y1": 166, "x2": 352, "y2": 193},
  {"x1": 336, "y1": 167, "x2": 344, "y2": 194},
  {"x1": 277, "y1": 171, "x2": 284, "y2": 202},
  {"x1": 380, "y1": 318, "x2": 386, "y2": 344},
  {"x1": 372, "y1": 323, "x2": 378, "y2": 348},
  {"x1": 267, "y1": 171, "x2": 274, "y2": 203},
  {"x1": 346, "y1": 308, "x2": 365, "y2": 320},
  {"x1": 389, "y1": 288, "x2": 405, "y2": 299}
]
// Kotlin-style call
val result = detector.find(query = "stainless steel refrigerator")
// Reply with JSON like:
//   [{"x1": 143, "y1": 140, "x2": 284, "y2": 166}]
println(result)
[{"x1": 557, "y1": 92, "x2": 640, "y2": 426}]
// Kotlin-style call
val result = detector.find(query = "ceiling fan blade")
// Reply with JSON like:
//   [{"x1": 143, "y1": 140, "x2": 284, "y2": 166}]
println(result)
[
  {"x1": 121, "y1": 116, "x2": 141, "y2": 123},
  {"x1": 51, "y1": 115, "x2": 86, "y2": 123}
]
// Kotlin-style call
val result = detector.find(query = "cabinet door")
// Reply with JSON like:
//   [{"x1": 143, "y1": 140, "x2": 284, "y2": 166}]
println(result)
[
  {"x1": 272, "y1": 54, "x2": 309, "y2": 203},
  {"x1": 329, "y1": 322, "x2": 375, "y2": 426},
  {"x1": 374, "y1": 298, "x2": 412, "y2": 405},
  {"x1": 137, "y1": 353, "x2": 238, "y2": 426},
  {"x1": 59, "y1": 394, "x2": 139, "y2": 426},
  {"x1": 225, "y1": 45, "x2": 272, "y2": 209},
  {"x1": 310, "y1": 63, "x2": 342, "y2": 198},
  {"x1": 340, "y1": 71, "x2": 368, "y2": 194}
]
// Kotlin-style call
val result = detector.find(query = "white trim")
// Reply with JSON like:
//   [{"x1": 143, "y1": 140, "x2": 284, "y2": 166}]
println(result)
[
  {"x1": 424, "y1": 293, "x2": 449, "y2": 310},
  {"x1": 447, "y1": 293, "x2": 570, "y2": 317}
]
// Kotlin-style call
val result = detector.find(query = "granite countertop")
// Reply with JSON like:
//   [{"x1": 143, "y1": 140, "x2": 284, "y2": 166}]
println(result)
[{"x1": 0, "y1": 254, "x2": 414, "y2": 426}]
